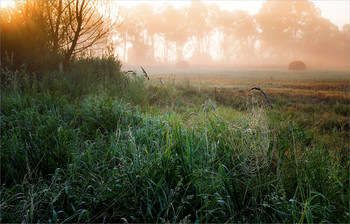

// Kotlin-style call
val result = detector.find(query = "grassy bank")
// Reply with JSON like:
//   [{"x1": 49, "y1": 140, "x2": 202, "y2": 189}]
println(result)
[{"x1": 1, "y1": 58, "x2": 349, "y2": 223}]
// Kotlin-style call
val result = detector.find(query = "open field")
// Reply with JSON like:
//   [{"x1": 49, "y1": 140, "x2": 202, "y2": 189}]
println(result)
[
  {"x1": 1, "y1": 60, "x2": 349, "y2": 223},
  {"x1": 149, "y1": 69, "x2": 349, "y2": 103}
]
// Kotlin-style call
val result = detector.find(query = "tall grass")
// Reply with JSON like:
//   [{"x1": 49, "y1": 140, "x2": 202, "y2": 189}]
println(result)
[{"x1": 1, "y1": 57, "x2": 349, "y2": 223}]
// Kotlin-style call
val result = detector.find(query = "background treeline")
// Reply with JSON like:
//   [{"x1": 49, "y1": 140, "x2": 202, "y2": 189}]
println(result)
[
  {"x1": 1, "y1": 0, "x2": 349, "y2": 71},
  {"x1": 112, "y1": 0, "x2": 350, "y2": 68}
]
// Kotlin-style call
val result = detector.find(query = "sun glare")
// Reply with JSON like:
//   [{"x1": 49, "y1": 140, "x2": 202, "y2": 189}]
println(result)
[{"x1": 0, "y1": 0, "x2": 13, "y2": 8}]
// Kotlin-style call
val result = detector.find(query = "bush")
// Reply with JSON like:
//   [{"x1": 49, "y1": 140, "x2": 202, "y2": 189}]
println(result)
[{"x1": 1, "y1": 56, "x2": 149, "y2": 107}]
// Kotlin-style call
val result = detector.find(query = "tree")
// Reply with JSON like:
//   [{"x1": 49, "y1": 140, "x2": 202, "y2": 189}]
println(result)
[
  {"x1": 61, "y1": 0, "x2": 115, "y2": 69},
  {"x1": 1, "y1": 1, "x2": 52, "y2": 70},
  {"x1": 187, "y1": 1, "x2": 211, "y2": 58},
  {"x1": 231, "y1": 10, "x2": 257, "y2": 61},
  {"x1": 256, "y1": 0, "x2": 321, "y2": 61},
  {"x1": 216, "y1": 9, "x2": 236, "y2": 63},
  {"x1": 43, "y1": 0, "x2": 66, "y2": 54},
  {"x1": 215, "y1": 8, "x2": 257, "y2": 63},
  {"x1": 1, "y1": 0, "x2": 116, "y2": 70},
  {"x1": 159, "y1": 5, "x2": 189, "y2": 62}
]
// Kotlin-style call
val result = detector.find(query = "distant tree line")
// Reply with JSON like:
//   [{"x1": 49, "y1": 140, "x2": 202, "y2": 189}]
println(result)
[
  {"x1": 114, "y1": 0, "x2": 349, "y2": 68},
  {"x1": 1, "y1": 0, "x2": 349, "y2": 70}
]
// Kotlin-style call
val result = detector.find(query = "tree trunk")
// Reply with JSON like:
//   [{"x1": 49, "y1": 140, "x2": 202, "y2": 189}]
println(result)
[
  {"x1": 63, "y1": 0, "x2": 83, "y2": 70},
  {"x1": 52, "y1": 0, "x2": 63, "y2": 54},
  {"x1": 63, "y1": 24, "x2": 81, "y2": 70}
]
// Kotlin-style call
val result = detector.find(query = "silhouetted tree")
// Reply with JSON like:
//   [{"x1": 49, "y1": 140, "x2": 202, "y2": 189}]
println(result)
[
  {"x1": 62, "y1": 0, "x2": 114, "y2": 69},
  {"x1": 1, "y1": 0, "x2": 116, "y2": 70}
]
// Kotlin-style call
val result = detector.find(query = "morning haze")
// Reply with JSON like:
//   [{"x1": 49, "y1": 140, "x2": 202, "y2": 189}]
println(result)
[{"x1": 108, "y1": 0, "x2": 350, "y2": 69}]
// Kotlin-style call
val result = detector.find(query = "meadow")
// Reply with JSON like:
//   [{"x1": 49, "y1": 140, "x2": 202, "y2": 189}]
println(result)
[{"x1": 1, "y1": 57, "x2": 349, "y2": 223}]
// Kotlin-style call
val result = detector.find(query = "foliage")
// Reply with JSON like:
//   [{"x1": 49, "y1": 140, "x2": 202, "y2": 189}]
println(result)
[
  {"x1": 114, "y1": 0, "x2": 349, "y2": 68},
  {"x1": 0, "y1": 0, "x2": 115, "y2": 71},
  {"x1": 1, "y1": 58, "x2": 349, "y2": 223}
]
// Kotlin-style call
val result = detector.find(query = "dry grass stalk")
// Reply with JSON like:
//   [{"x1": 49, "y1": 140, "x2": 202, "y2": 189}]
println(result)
[
  {"x1": 141, "y1": 67, "x2": 150, "y2": 80},
  {"x1": 201, "y1": 101, "x2": 208, "y2": 112},
  {"x1": 208, "y1": 98, "x2": 216, "y2": 112},
  {"x1": 249, "y1": 86, "x2": 274, "y2": 109}
]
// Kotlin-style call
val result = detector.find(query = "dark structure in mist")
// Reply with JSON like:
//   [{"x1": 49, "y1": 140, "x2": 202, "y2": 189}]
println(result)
[
  {"x1": 176, "y1": 60, "x2": 190, "y2": 69},
  {"x1": 288, "y1": 61, "x2": 306, "y2": 70}
]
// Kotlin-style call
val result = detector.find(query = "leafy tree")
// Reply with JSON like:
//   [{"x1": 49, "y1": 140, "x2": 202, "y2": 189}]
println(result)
[
  {"x1": 159, "y1": 5, "x2": 189, "y2": 62},
  {"x1": 256, "y1": 0, "x2": 321, "y2": 61},
  {"x1": 216, "y1": 9, "x2": 236, "y2": 63},
  {"x1": 187, "y1": 1, "x2": 211, "y2": 59},
  {"x1": 1, "y1": 0, "x2": 115, "y2": 71}
]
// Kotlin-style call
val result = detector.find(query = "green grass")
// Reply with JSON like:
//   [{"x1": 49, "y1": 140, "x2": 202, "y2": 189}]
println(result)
[{"x1": 1, "y1": 57, "x2": 349, "y2": 223}]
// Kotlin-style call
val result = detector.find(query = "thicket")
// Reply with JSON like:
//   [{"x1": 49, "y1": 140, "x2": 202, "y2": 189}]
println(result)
[{"x1": 1, "y1": 57, "x2": 349, "y2": 223}]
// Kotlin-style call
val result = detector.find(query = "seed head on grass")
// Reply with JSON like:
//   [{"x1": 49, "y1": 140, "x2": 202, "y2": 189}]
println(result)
[
  {"x1": 249, "y1": 86, "x2": 273, "y2": 109},
  {"x1": 124, "y1": 70, "x2": 136, "y2": 77},
  {"x1": 201, "y1": 101, "x2": 208, "y2": 113},
  {"x1": 208, "y1": 98, "x2": 216, "y2": 112},
  {"x1": 202, "y1": 98, "x2": 216, "y2": 113},
  {"x1": 141, "y1": 67, "x2": 150, "y2": 80}
]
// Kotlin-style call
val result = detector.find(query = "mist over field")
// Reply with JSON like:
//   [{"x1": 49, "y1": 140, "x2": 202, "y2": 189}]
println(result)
[{"x1": 106, "y1": 1, "x2": 350, "y2": 69}]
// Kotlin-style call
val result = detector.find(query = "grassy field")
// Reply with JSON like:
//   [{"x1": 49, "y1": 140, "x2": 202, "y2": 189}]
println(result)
[{"x1": 1, "y1": 58, "x2": 349, "y2": 223}]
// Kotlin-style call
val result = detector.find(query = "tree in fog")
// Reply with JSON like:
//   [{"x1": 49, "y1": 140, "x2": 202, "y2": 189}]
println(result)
[
  {"x1": 115, "y1": 6, "x2": 133, "y2": 62},
  {"x1": 215, "y1": 9, "x2": 257, "y2": 63},
  {"x1": 158, "y1": 5, "x2": 190, "y2": 62},
  {"x1": 231, "y1": 10, "x2": 257, "y2": 61},
  {"x1": 117, "y1": 4, "x2": 157, "y2": 64},
  {"x1": 338, "y1": 24, "x2": 350, "y2": 65},
  {"x1": 187, "y1": 1, "x2": 212, "y2": 61},
  {"x1": 302, "y1": 17, "x2": 345, "y2": 66},
  {"x1": 158, "y1": 4, "x2": 176, "y2": 62},
  {"x1": 216, "y1": 9, "x2": 235, "y2": 63},
  {"x1": 256, "y1": 0, "x2": 321, "y2": 61}
]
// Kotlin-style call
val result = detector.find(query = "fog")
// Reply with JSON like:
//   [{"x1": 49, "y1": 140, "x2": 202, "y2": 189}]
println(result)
[
  {"x1": 104, "y1": 0, "x2": 350, "y2": 69},
  {"x1": 1, "y1": 0, "x2": 349, "y2": 71}
]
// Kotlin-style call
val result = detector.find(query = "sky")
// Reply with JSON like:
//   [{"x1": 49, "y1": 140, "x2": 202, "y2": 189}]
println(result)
[{"x1": 1, "y1": 0, "x2": 349, "y2": 29}]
